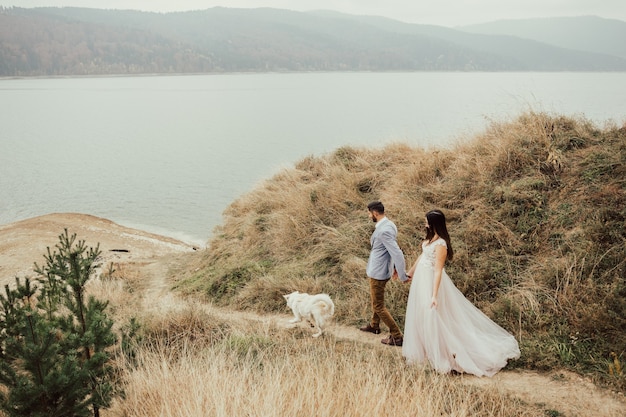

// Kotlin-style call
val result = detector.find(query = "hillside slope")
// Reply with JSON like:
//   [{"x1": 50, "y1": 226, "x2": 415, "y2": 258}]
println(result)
[
  {"x1": 1, "y1": 213, "x2": 625, "y2": 415},
  {"x1": 315, "y1": 12, "x2": 626, "y2": 70},
  {"x1": 459, "y1": 16, "x2": 626, "y2": 59},
  {"x1": 1, "y1": 7, "x2": 625, "y2": 75},
  {"x1": 175, "y1": 112, "x2": 626, "y2": 390}
]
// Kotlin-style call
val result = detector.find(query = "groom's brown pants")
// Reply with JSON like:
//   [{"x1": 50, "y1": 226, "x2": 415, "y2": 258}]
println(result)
[{"x1": 368, "y1": 277, "x2": 403, "y2": 339}]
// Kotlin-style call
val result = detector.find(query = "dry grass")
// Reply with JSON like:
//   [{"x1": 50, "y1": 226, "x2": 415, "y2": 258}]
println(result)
[
  {"x1": 69, "y1": 111, "x2": 625, "y2": 416},
  {"x1": 100, "y1": 301, "x2": 539, "y2": 417},
  {"x1": 83, "y1": 265, "x2": 541, "y2": 417},
  {"x1": 87, "y1": 262, "x2": 141, "y2": 320},
  {"x1": 173, "y1": 112, "x2": 625, "y2": 389},
  {"x1": 108, "y1": 344, "x2": 536, "y2": 417}
]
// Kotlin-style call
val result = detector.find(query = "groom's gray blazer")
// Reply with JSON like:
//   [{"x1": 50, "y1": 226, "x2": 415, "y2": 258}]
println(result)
[{"x1": 366, "y1": 217, "x2": 408, "y2": 282}]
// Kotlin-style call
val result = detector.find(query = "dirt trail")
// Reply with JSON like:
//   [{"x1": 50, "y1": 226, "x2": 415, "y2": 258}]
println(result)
[
  {"x1": 138, "y1": 255, "x2": 625, "y2": 417},
  {"x1": 140, "y1": 253, "x2": 626, "y2": 417},
  {"x1": 2, "y1": 214, "x2": 625, "y2": 417}
]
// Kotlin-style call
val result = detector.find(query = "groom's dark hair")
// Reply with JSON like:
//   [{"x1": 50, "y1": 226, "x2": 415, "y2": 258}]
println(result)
[{"x1": 367, "y1": 201, "x2": 385, "y2": 214}]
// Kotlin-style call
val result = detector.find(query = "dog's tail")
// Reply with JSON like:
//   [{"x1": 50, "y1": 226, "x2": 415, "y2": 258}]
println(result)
[
  {"x1": 313, "y1": 294, "x2": 335, "y2": 318},
  {"x1": 326, "y1": 296, "x2": 335, "y2": 318}
]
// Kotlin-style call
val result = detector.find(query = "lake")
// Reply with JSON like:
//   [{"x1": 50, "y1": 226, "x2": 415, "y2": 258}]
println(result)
[{"x1": 1, "y1": 72, "x2": 625, "y2": 246}]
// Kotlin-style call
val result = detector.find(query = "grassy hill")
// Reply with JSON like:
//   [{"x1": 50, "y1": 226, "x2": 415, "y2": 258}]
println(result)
[{"x1": 174, "y1": 112, "x2": 625, "y2": 389}]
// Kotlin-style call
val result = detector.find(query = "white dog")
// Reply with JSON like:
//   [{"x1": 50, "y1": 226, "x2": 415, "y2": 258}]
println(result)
[{"x1": 283, "y1": 291, "x2": 335, "y2": 337}]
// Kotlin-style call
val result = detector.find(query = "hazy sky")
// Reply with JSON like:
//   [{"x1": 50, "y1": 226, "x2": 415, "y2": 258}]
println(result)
[{"x1": 2, "y1": 0, "x2": 626, "y2": 26}]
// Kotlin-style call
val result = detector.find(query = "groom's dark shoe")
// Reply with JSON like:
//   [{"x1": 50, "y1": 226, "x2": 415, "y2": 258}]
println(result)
[
  {"x1": 381, "y1": 335, "x2": 403, "y2": 347},
  {"x1": 359, "y1": 324, "x2": 381, "y2": 334}
]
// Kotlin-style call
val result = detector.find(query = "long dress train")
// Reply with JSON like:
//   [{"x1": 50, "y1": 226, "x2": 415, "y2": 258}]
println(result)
[{"x1": 402, "y1": 238, "x2": 520, "y2": 377}]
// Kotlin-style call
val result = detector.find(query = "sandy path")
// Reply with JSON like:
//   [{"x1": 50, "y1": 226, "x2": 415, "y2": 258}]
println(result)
[{"x1": 2, "y1": 213, "x2": 625, "y2": 416}]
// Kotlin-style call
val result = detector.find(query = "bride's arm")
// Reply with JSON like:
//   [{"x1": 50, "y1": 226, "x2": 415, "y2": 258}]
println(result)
[
  {"x1": 431, "y1": 245, "x2": 447, "y2": 308},
  {"x1": 406, "y1": 253, "x2": 421, "y2": 278}
]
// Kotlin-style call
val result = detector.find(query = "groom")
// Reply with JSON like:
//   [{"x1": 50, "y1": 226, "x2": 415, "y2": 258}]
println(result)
[{"x1": 360, "y1": 201, "x2": 408, "y2": 346}]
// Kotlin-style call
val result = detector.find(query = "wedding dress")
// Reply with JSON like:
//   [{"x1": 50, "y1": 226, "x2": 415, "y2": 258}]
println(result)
[{"x1": 402, "y1": 238, "x2": 520, "y2": 377}]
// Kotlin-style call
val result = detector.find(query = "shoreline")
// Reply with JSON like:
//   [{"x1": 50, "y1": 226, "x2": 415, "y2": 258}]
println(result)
[
  {"x1": 0, "y1": 213, "x2": 209, "y2": 249},
  {"x1": 0, "y1": 212, "x2": 199, "y2": 287}
]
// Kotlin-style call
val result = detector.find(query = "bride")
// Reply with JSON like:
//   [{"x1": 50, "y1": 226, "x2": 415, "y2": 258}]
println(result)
[{"x1": 402, "y1": 209, "x2": 520, "y2": 377}]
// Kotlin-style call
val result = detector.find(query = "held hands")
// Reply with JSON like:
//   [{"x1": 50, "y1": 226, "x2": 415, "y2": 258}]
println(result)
[
  {"x1": 404, "y1": 265, "x2": 415, "y2": 283},
  {"x1": 407, "y1": 265, "x2": 416, "y2": 278},
  {"x1": 393, "y1": 269, "x2": 413, "y2": 283}
]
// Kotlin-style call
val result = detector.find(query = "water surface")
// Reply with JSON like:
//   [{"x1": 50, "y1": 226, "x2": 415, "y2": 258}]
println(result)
[{"x1": 1, "y1": 72, "x2": 625, "y2": 245}]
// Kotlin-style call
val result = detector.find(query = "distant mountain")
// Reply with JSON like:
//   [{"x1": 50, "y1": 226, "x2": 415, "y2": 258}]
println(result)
[
  {"x1": 458, "y1": 16, "x2": 626, "y2": 59},
  {"x1": 0, "y1": 7, "x2": 625, "y2": 77},
  {"x1": 313, "y1": 11, "x2": 626, "y2": 70}
]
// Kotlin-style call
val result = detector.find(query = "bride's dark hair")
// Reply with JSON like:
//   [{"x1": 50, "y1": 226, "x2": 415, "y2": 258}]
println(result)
[{"x1": 425, "y1": 209, "x2": 454, "y2": 261}]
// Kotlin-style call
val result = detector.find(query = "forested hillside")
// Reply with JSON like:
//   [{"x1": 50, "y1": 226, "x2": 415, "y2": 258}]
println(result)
[{"x1": 1, "y1": 7, "x2": 625, "y2": 76}]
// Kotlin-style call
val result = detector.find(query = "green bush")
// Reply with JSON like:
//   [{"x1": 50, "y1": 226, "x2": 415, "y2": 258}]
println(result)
[{"x1": 0, "y1": 230, "x2": 118, "y2": 417}]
